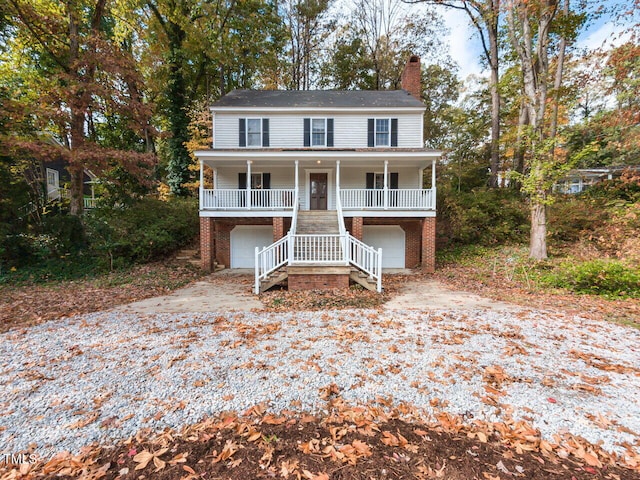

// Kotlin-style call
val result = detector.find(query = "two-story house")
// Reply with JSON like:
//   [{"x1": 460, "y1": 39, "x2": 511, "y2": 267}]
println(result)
[{"x1": 195, "y1": 56, "x2": 441, "y2": 293}]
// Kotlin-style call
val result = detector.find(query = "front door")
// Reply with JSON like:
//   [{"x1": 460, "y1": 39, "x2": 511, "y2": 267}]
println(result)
[{"x1": 309, "y1": 173, "x2": 328, "y2": 210}]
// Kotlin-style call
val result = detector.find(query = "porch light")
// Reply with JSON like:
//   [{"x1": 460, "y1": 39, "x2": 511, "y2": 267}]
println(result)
[{"x1": 316, "y1": 160, "x2": 321, "y2": 164}]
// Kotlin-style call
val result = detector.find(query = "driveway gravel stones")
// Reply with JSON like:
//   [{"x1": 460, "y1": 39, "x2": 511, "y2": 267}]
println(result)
[{"x1": 0, "y1": 308, "x2": 638, "y2": 459}]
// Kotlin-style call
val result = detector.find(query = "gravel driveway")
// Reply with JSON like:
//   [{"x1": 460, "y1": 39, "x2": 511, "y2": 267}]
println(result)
[{"x1": 1, "y1": 306, "x2": 639, "y2": 458}]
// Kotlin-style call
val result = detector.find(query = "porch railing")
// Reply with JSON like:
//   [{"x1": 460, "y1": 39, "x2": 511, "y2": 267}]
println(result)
[
  {"x1": 340, "y1": 188, "x2": 435, "y2": 210},
  {"x1": 201, "y1": 188, "x2": 296, "y2": 210},
  {"x1": 290, "y1": 234, "x2": 346, "y2": 264}
]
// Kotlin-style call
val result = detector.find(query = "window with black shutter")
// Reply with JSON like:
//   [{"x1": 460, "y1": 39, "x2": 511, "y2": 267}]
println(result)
[
  {"x1": 240, "y1": 118, "x2": 269, "y2": 147},
  {"x1": 367, "y1": 118, "x2": 398, "y2": 147},
  {"x1": 304, "y1": 118, "x2": 333, "y2": 147}
]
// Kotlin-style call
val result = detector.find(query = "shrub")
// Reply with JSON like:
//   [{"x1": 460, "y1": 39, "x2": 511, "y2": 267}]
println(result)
[
  {"x1": 438, "y1": 188, "x2": 529, "y2": 247},
  {"x1": 540, "y1": 259, "x2": 640, "y2": 298},
  {"x1": 547, "y1": 196, "x2": 608, "y2": 244},
  {"x1": 85, "y1": 197, "x2": 198, "y2": 269}
]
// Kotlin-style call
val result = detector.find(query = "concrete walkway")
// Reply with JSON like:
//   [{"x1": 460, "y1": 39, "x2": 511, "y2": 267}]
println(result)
[{"x1": 114, "y1": 270, "x2": 520, "y2": 314}]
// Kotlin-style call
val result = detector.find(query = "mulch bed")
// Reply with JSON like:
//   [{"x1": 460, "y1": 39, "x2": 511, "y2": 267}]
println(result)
[{"x1": 3, "y1": 399, "x2": 638, "y2": 479}]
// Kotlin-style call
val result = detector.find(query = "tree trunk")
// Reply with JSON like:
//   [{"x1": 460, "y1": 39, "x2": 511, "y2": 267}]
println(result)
[
  {"x1": 514, "y1": 98, "x2": 528, "y2": 176},
  {"x1": 549, "y1": 0, "x2": 569, "y2": 140},
  {"x1": 487, "y1": 0, "x2": 500, "y2": 188},
  {"x1": 530, "y1": 200, "x2": 547, "y2": 260},
  {"x1": 69, "y1": 165, "x2": 85, "y2": 216}
]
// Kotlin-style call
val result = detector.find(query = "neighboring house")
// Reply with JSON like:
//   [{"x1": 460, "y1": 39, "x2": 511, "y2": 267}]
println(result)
[
  {"x1": 44, "y1": 157, "x2": 98, "y2": 209},
  {"x1": 195, "y1": 55, "x2": 441, "y2": 293},
  {"x1": 552, "y1": 166, "x2": 640, "y2": 194}
]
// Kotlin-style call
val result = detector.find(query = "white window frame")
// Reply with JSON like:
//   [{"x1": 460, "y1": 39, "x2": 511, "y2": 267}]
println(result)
[
  {"x1": 375, "y1": 118, "x2": 391, "y2": 147},
  {"x1": 311, "y1": 118, "x2": 327, "y2": 147},
  {"x1": 374, "y1": 172, "x2": 386, "y2": 189},
  {"x1": 251, "y1": 172, "x2": 264, "y2": 190},
  {"x1": 246, "y1": 118, "x2": 262, "y2": 147},
  {"x1": 46, "y1": 168, "x2": 59, "y2": 194}
]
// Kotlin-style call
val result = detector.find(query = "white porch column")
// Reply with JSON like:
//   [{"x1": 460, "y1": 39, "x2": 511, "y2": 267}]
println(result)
[
  {"x1": 199, "y1": 159, "x2": 204, "y2": 210},
  {"x1": 213, "y1": 167, "x2": 218, "y2": 189},
  {"x1": 294, "y1": 160, "x2": 299, "y2": 193},
  {"x1": 431, "y1": 158, "x2": 437, "y2": 209},
  {"x1": 336, "y1": 160, "x2": 341, "y2": 193},
  {"x1": 383, "y1": 160, "x2": 388, "y2": 210},
  {"x1": 247, "y1": 160, "x2": 252, "y2": 210}
]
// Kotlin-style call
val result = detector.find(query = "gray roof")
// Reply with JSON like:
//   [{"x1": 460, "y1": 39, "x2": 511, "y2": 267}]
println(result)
[{"x1": 212, "y1": 89, "x2": 425, "y2": 108}]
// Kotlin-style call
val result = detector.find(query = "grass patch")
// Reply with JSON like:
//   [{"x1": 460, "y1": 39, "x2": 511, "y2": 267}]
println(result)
[{"x1": 537, "y1": 259, "x2": 640, "y2": 299}]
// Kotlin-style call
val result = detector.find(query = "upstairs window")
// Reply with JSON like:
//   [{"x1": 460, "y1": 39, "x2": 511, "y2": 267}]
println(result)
[
  {"x1": 375, "y1": 119, "x2": 390, "y2": 146},
  {"x1": 247, "y1": 119, "x2": 262, "y2": 146},
  {"x1": 239, "y1": 118, "x2": 269, "y2": 147},
  {"x1": 367, "y1": 118, "x2": 398, "y2": 147},
  {"x1": 304, "y1": 118, "x2": 334, "y2": 147},
  {"x1": 312, "y1": 119, "x2": 326, "y2": 146}
]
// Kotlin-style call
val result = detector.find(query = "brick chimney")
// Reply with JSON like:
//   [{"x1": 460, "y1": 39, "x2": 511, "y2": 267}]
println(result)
[{"x1": 401, "y1": 55, "x2": 421, "y2": 101}]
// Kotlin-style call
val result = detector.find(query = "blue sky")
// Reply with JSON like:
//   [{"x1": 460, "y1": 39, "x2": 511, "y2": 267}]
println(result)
[{"x1": 441, "y1": 3, "x2": 636, "y2": 80}]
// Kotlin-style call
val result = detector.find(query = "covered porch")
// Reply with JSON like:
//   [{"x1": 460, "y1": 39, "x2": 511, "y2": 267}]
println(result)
[{"x1": 196, "y1": 149, "x2": 439, "y2": 215}]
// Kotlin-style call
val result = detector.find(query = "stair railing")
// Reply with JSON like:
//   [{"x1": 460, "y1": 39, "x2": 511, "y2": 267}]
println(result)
[
  {"x1": 254, "y1": 190, "x2": 298, "y2": 294},
  {"x1": 337, "y1": 184, "x2": 382, "y2": 292},
  {"x1": 346, "y1": 235, "x2": 382, "y2": 292},
  {"x1": 335, "y1": 187, "x2": 349, "y2": 266}
]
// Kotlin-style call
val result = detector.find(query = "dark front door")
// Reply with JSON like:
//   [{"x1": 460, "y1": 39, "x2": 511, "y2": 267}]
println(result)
[{"x1": 310, "y1": 173, "x2": 328, "y2": 210}]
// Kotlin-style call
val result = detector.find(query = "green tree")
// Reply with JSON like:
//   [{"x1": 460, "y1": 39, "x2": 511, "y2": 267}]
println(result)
[{"x1": 141, "y1": 0, "x2": 285, "y2": 195}]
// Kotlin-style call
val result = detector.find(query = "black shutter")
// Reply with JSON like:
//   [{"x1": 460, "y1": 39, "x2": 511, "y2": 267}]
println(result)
[
  {"x1": 367, "y1": 119, "x2": 374, "y2": 147},
  {"x1": 327, "y1": 118, "x2": 334, "y2": 147},
  {"x1": 303, "y1": 118, "x2": 311, "y2": 147},
  {"x1": 239, "y1": 118, "x2": 246, "y2": 147},
  {"x1": 262, "y1": 118, "x2": 269, "y2": 147},
  {"x1": 390, "y1": 172, "x2": 399, "y2": 189},
  {"x1": 238, "y1": 172, "x2": 247, "y2": 189},
  {"x1": 263, "y1": 173, "x2": 271, "y2": 189},
  {"x1": 391, "y1": 118, "x2": 398, "y2": 147},
  {"x1": 366, "y1": 172, "x2": 374, "y2": 189}
]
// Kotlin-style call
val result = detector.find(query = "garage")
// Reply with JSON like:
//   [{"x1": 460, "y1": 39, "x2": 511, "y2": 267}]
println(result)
[
  {"x1": 362, "y1": 225, "x2": 405, "y2": 268},
  {"x1": 230, "y1": 225, "x2": 274, "y2": 268}
]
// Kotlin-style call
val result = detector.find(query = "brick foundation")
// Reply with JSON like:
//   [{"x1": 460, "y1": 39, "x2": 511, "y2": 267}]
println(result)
[
  {"x1": 288, "y1": 274, "x2": 350, "y2": 290},
  {"x1": 404, "y1": 221, "x2": 421, "y2": 268},
  {"x1": 351, "y1": 217, "x2": 363, "y2": 240},
  {"x1": 273, "y1": 217, "x2": 285, "y2": 241},
  {"x1": 421, "y1": 217, "x2": 436, "y2": 273},
  {"x1": 200, "y1": 217, "x2": 215, "y2": 271}
]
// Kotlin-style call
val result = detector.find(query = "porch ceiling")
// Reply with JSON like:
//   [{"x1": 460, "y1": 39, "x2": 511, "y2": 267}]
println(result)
[{"x1": 196, "y1": 149, "x2": 440, "y2": 169}]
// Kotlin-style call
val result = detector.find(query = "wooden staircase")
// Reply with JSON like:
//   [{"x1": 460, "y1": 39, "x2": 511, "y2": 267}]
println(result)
[
  {"x1": 295, "y1": 210, "x2": 340, "y2": 234},
  {"x1": 349, "y1": 268, "x2": 378, "y2": 291},
  {"x1": 257, "y1": 210, "x2": 378, "y2": 293}
]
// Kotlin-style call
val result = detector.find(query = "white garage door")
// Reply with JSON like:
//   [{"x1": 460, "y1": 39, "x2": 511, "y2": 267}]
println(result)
[
  {"x1": 362, "y1": 225, "x2": 405, "y2": 268},
  {"x1": 230, "y1": 226, "x2": 274, "y2": 268}
]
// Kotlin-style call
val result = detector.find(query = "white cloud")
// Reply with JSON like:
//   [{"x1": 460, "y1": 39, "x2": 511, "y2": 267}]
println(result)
[
  {"x1": 441, "y1": 7, "x2": 485, "y2": 80},
  {"x1": 576, "y1": 19, "x2": 633, "y2": 52}
]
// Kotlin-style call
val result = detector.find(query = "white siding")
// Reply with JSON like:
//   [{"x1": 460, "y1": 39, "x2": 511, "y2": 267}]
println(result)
[
  {"x1": 339, "y1": 166, "x2": 423, "y2": 189},
  {"x1": 215, "y1": 166, "x2": 294, "y2": 190},
  {"x1": 212, "y1": 165, "x2": 422, "y2": 192},
  {"x1": 214, "y1": 112, "x2": 423, "y2": 148}
]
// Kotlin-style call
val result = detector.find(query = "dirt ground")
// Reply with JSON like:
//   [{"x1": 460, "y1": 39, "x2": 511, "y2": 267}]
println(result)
[
  {"x1": 114, "y1": 269, "x2": 522, "y2": 314},
  {"x1": 113, "y1": 270, "x2": 264, "y2": 313}
]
